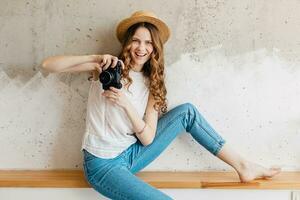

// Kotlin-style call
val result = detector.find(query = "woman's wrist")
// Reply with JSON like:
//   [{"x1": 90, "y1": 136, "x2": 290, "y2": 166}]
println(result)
[{"x1": 90, "y1": 54, "x2": 102, "y2": 63}]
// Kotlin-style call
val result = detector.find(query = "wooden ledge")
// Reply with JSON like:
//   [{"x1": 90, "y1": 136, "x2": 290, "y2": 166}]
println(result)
[{"x1": 0, "y1": 170, "x2": 300, "y2": 189}]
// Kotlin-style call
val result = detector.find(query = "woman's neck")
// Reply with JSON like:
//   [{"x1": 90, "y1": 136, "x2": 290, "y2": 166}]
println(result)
[{"x1": 131, "y1": 64, "x2": 143, "y2": 72}]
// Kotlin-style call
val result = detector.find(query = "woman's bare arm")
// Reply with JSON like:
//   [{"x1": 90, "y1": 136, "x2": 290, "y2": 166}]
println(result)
[
  {"x1": 124, "y1": 93, "x2": 158, "y2": 146},
  {"x1": 41, "y1": 55, "x2": 101, "y2": 73},
  {"x1": 41, "y1": 54, "x2": 120, "y2": 75}
]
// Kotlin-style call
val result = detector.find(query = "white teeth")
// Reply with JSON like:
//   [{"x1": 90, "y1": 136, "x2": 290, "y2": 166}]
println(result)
[{"x1": 135, "y1": 53, "x2": 146, "y2": 57}]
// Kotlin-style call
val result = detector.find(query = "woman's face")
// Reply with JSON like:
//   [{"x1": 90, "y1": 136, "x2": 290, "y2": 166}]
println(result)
[{"x1": 129, "y1": 27, "x2": 154, "y2": 71}]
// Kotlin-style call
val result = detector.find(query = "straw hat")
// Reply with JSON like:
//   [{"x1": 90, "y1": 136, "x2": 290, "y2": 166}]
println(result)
[{"x1": 116, "y1": 10, "x2": 170, "y2": 44}]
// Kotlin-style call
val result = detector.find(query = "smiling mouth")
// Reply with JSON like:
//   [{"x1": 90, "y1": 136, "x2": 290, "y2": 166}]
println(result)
[{"x1": 135, "y1": 52, "x2": 147, "y2": 57}]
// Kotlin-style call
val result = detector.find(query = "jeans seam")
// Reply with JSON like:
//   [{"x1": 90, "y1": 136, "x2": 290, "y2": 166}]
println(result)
[
  {"x1": 83, "y1": 160, "x2": 100, "y2": 189},
  {"x1": 88, "y1": 167, "x2": 130, "y2": 200},
  {"x1": 83, "y1": 162, "x2": 93, "y2": 187}
]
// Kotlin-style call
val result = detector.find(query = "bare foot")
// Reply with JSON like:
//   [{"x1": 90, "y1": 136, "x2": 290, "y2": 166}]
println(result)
[{"x1": 237, "y1": 161, "x2": 281, "y2": 182}]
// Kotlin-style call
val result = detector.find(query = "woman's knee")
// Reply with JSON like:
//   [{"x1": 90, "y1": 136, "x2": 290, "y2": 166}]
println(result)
[
  {"x1": 178, "y1": 102, "x2": 197, "y2": 113},
  {"x1": 178, "y1": 102, "x2": 206, "y2": 131}
]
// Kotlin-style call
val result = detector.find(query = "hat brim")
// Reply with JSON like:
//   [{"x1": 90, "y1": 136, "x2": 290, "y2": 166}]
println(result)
[{"x1": 116, "y1": 15, "x2": 170, "y2": 44}]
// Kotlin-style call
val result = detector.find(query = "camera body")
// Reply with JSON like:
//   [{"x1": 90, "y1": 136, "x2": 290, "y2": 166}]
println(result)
[{"x1": 99, "y1": 61, "x2": 122, "y2": 90}]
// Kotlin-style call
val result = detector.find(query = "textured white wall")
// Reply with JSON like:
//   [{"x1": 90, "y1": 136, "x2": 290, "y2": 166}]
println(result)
[{"x1": 0, "y1": 0, "x2": 299, "y2": 171}]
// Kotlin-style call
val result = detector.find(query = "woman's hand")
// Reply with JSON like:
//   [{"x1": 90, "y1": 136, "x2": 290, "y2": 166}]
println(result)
[
  {"x1": 102, "y1": 87, "x2": 130, "y2": 109},
  {"x1": 92, "y1": 54, "x2": 124, "y2": 74}
]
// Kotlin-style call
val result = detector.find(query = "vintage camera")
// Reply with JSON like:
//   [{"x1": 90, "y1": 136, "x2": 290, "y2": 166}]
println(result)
[{"x1": 99, "y1": 60, "x2": 122, "y2": 90}]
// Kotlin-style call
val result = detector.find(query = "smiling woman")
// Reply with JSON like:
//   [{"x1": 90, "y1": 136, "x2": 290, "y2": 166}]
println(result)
[
  {"x1": 118, "y1": 21, "x2": 167, "y2": 114},
  {"x1": 130, "y1": 27, "x2": 154, "y2": 71},
  {"x1": 41, "y1": 10, "x2": 281, "y2": 200}
]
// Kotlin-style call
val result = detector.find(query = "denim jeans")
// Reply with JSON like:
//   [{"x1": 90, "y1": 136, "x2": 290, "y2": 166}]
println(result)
[{"x1": 82, "y1": 103, "x2": 225, "y2": 200}]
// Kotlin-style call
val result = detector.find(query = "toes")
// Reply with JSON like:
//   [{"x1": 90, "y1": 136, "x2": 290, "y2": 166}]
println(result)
[
  {"x1": 264, "y1": 168, "x2": 281, "y2": 178},
  {"x1": 271, "y1": 167, "x2": 281, "y2": 171},
  {"x1": 271, "y1": 168, "x2": 281, "y2": 175}
]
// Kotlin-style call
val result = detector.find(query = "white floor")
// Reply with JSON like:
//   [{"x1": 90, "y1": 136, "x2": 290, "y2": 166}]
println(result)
[{"x1": 0, "y1": 188, "x2": 293, "y2": 200}]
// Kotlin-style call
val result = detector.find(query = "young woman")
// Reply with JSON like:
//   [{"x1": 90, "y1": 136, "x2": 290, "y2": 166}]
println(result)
[{"x1": 42, "y1": 10, "x2": 281, "y2": 200}]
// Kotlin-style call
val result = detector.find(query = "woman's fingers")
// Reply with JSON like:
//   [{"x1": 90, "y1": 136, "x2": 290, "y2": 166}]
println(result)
[
  {"x1": 110, "y1": 57, "x2": 119, "y2": 68},
  {"x1": 102, "y1": 59, "x2": 112, "y2": 71},
  {"x1": 94, "y1": 63, "x2": 102, "y2": 73},
  {"x1": 99, "y1": 57, "x2": 106, "y2": 68},
  {"x1": 102, "y1": 91, "x2": 119, "y2": 99},
  {"x1": 103, "y1": 87, "x2": 120, "y2": 96},
  {"x1": 99, "y1": 54, "x2": 120, "y2": 70},
  {"x1": 109, "y1": 86, "x2": 120, "y2": 93},
  {"x1": 101, "y1": 86, "x2": 128, "y2": 108}
]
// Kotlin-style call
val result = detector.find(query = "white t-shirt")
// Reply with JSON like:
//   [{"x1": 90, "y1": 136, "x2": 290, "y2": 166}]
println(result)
[{"x1": 81, "y1": 70, "x2": 149, "y2": 158}]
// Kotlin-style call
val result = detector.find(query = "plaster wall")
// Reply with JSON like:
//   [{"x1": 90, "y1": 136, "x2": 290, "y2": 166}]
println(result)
[{"x1": 0, "y1": 0, "x2": 299, "y2": 171}]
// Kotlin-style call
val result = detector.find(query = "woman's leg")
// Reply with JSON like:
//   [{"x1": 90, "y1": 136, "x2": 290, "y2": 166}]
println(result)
[
  {"x1": 125, "y1": 103, "x2": 225, "y2": 174},
  {"x1": 216, "y1": 144, "x2": 281, "y2": 182},
  {"x1": 125, "y1": 103, "x2": 280, "y2": 182},
  {"x1": 83, "y1": 149, "x2": 172, "y2": 200}
]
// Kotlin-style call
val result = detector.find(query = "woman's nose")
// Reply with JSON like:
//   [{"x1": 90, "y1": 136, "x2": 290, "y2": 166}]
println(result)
[{"x1": 137, "y1": 42, "x2": 146, "y2": 51}]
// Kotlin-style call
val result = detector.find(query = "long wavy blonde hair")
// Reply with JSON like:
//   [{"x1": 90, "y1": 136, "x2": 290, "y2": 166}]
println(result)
[{"x1": 119, "y1": 22, "x2": 168, "y2": 114}]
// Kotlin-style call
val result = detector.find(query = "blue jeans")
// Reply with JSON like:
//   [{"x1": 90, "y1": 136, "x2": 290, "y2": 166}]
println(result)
[{"x1": 82, "y1": 103, "x2": 225, "y2": 200}]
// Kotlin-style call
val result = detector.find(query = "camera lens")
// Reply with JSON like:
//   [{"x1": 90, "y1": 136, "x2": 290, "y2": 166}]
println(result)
[{"x1": 99, "y1": 71, "x2": 112, "y2": 85}]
